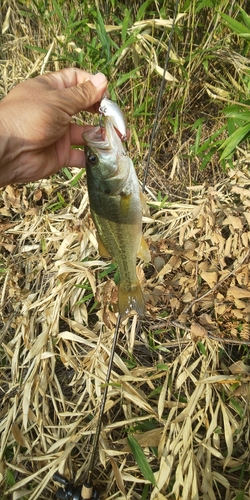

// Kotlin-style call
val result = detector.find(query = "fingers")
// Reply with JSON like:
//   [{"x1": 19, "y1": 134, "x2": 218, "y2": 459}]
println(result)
[
  {"x1": 43, "y1": 68, "x2": 100, "y2": 89},
  {"x1": 66, "y1": 148, "x2": 86, "y2": 169},
  {"x1": 70, "y1": 123, "x2": 96, "y2": 145},
  {"x1": 49, "y1": 74, "x2": 107, "y2": 117}
]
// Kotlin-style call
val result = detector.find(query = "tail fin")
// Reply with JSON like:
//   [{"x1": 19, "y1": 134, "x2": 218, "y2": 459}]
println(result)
[{"x1": 118, "y1": 281, "x2": 145, "y2": 317}]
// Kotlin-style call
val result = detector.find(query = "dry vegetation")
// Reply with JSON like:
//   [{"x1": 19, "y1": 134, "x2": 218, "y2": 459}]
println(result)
[{"x1": 1, "y1": 1, "x2": 250, "y2": 499}]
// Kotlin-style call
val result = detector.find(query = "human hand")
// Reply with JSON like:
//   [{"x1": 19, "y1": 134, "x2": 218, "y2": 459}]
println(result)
[{"x1": 0, "y1": 68, "x2": 108, "y2": 187}]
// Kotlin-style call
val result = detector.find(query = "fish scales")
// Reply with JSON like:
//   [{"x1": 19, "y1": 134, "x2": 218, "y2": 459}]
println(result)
[{"x1": 83, "y1": 116, "x2": 150, "y2": 317}]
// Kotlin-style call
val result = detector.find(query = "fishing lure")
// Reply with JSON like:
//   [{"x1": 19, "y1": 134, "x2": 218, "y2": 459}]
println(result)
[{"x1": 99, "y1": 96, "x2": 127, "y2": 141}]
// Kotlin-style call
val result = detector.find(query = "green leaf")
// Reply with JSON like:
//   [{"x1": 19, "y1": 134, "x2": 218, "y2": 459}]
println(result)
[
  {"x1": 230, "y1": 398, "x2": 244, "y2": 419},
  {"x1": 110, "y1": 33, "x2": 137, "y2": 64},
  {"x1": 156, "y1": 363, "x2": 169, "y2": 371},
  {"x1": 224, "y1": 109, "x2": 250, "y2": 123},
  {"x1": 122, "y1": 9, "x2": 131, "y2": 42},
  {"x1": 6, "y1": 468, "x2": 15, "y2": 487},
  {"x1": 195, "y1": 0, "x2": 214, "y2": 13},
  {"x1": 141, "y1": 484, "x2": 150, "y2": 500},
  {"x1": 220, "y1": 123, "x2": 250, "y2": 160},
  {"x1": 52, "y1": 0, "x2": 66, "y2": 25},
  {"x1": 62, "y1": 167, "x2": 72, "y2": 180},
  {"x1": 220, "y1": 12, "x2": 250, "y2": 36},
  {"x1": 115, "y1": 67, "x2": 140, "y2": 87},
  {"x1": 95, "y1": 9, "x2": 111, "y2": 63},
  {"x1": 239, "y1": 6, "x2": 250, "y2": 30},
  {"x1": 25, "y1": 44, "x2": 49, "y2": 54},
  {"x1": 70, "y1": 168, "x2": 85, "y2": 187},
  {"x1": 136, "y1": 0, "x2": 154, "y2": 21},
  {"x1": 127, "y1": 434, "x2": 158, "y2": 487},
  {"x1": 233, "y1": 491, "x2": 244, "y2": 500},
  {"x1": 197, "y1": 342, "x2": 207, "y2": 356}
]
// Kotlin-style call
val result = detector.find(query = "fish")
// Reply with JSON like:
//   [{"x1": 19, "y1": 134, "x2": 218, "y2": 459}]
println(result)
[
  {"x1": 99, "y1": 96, "x2": 127, "y2": 141},
  {"x1": 83, "y1": 117, "x2": 150, "y2": 317}
]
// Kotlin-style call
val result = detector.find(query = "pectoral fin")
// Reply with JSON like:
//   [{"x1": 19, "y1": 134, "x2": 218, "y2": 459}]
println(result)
[
  {"x1": 97, "y1": 234, "x2": 111, "y2": 258},
  {"x1": 137, "y1": 236, "x2": 151, "y2": 262},
  {"x1": 140, "y1": 190, "x2": 149, "y2": 215},
  {"x1": 120, "y1": 193, "x2": 132, "y2": 217}
]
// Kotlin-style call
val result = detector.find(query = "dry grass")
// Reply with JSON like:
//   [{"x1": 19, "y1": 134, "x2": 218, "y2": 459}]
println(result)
[{"x1": 1, "y1": 1, "x2": 250, "y2": 499}]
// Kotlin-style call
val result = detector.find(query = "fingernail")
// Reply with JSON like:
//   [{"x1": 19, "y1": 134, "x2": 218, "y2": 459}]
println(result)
[{"x1": 90, "y1": 72, "x2": 107, "y2": 88}]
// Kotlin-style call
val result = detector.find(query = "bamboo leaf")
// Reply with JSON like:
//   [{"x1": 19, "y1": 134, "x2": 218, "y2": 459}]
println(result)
[
  {"x1": 220, "y1": 12, "x2": 250, "y2": 35},
  {"x1": 136, "y1": 0, "x2": 154, "y2": 21},
  {"x1": 220, "y1": 123, "x2": 250, "y2": 160},
  {"x1": 122, "y1": 9, "x2": 131, "y2": 42},
  {"x1": 127, "y1": 434, "x2": 157, "y2": 487},
  {"x1": 239, "y1": 6, "x2": 250, "y2": 30},
  {"x1": 95, "y1": 9, "x2": 111, "y2": 63}
]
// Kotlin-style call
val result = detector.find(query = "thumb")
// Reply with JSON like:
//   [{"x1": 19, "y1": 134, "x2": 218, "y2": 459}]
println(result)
[{"x1": 59, "y1": 72, "x2": 108, "y2": 116}]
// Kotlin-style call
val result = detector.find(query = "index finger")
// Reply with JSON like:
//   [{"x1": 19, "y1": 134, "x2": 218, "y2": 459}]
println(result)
[{"x1": 43, "y1": 68, "x2": 96, "y2": 90}]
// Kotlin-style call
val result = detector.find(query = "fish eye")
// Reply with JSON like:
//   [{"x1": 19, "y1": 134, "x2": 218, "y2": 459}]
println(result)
[{"x1": 87, "y1": 151, "x2": 98, "y2": 164}]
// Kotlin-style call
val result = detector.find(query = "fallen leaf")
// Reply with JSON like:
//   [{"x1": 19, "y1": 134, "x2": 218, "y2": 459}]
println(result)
[
  {"x1": 223, "y1": 215, "x2": 243, "y2": 230},
  {"x1": 191, "y1": 323, "x2": 207, "y2": 341},
  {"x1": 227, "y1": 286, "x2": 250, "y2": 300},
  {"x1": 200, "y1": 271, "x2": 218, "y2": 288}
]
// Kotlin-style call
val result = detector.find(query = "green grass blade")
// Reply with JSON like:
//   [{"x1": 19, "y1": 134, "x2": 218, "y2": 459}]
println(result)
[
  {"x1": 95, "y1": 9, "x2": 111, "y2": 63},
  {"x1": 220, "y1": 123, "x2": 250, "y2": 160},
  {"x1": 239, "y1": 6, "x2": 250, "y2": 30},
  {"x1": 136, "y1": 0, "x2": 154, "y2": 21},
  {"x1": 52, "y1": 0, "x2": 66, "y2": 25},
  {"x1": 220, "y1": 12, "x2": 250, "y2": 35},
  {"x1": 110, "y1": 33, "x2": 137, "y2": 64},
  {"x1": 122, "y1": 9, "x2": 131, "y2": 42},
  {"x1": 127, "y1": 434, "x2": 157, "y2": 487}
]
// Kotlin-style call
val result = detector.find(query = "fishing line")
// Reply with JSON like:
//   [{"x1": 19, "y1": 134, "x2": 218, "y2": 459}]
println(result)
[
  {"x1": 142, "y1": 0, "x2": 180, "y2": 193},
  {"x1": 86, "y1": 313, "x2": 121, "y2": 486}
]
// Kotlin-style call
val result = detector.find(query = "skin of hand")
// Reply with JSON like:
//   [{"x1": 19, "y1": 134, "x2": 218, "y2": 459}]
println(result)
[{"x1": 0, "y1": 68, "x2": 108, "y2": 187}]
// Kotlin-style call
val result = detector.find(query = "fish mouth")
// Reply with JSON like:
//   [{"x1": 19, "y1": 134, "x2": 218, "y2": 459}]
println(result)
[{"x1": 82, "y1": 118, "x2": 124, "y2": 153}]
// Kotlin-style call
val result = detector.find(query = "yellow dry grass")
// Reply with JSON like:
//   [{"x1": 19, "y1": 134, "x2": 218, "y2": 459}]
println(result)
[
  {"x1": 1, "y1": 1, "x2": 250, "y2": 499},
  {"x1": 1, "y1": 163, "x2": 250, "y2": 499}
]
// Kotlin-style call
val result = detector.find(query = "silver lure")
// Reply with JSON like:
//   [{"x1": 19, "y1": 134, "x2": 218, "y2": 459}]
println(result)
[{"x1": 99, "y1": 96, "x2": 127, "y2": 141}]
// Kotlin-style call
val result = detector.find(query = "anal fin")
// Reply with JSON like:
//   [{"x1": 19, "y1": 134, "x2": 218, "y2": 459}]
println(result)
[{"x1": 137, "y1": 236, "x2": 151, "y2": 262}]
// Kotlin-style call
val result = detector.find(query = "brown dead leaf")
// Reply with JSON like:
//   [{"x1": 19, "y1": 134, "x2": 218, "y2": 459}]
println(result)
[
  {"x1": 191, "y1": 323, "x2": 207, "y2": 341},
  {"x1": 1, "y1": 242, "x2": 16, "y2": 252},
  {"x1": 200, "y1": 270, "x2": 218, "y2": 288},
  {"x1": 12, "y1": 423, "x2": 29, "y2": 449},
  {"x1": 227, "y1": 286, "x2": 250, "y2": 300},
  {"x1": 232, "y1": 309, "x2": 244, "y2": 319},
  {"x1": 199, "y1": 313, "x2": 217, "y2": 329},
  {"x1": 4, "y1": 186, "x2": 21, "y2": 209},
  {"x1": 182, "y1": 291, "x2": 194, "y2": 303},
  {"x1": 229, "y1": 361, "x2": 250, "y2": 374},
  {"x1": 33, "y1": 189, "x2": 43, "y2": 201},
  {"x1": 109, "y1": 457, "x2": 126, "y2": 495},
  {"x1": 233, "y1": 383, "x2": 250, "y2": 397},
  {"x1": 223, "y1": 215, "x2": 243, "y2": 230},
  {"x1": 236, "y1": 267, "x2": 249, "y2": 287},
  {"x1": 158, "y1": 255, "x2": 181, "y2": 277}
]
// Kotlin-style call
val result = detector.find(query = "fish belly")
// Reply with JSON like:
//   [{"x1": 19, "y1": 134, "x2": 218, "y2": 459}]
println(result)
[{"x1": 90, "y1": 193, "x2": 145, "y2": 317}]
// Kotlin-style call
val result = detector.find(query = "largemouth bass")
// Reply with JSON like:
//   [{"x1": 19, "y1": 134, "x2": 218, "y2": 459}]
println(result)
[{"x1": 83, "y1": 118, "x2": 150, "y2": 317}]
